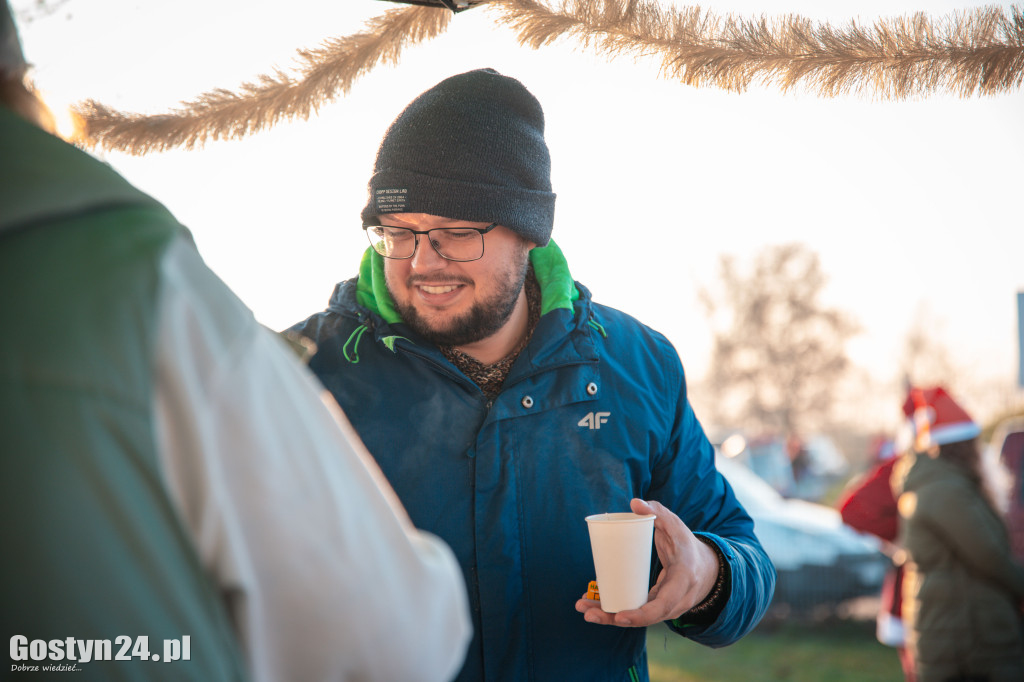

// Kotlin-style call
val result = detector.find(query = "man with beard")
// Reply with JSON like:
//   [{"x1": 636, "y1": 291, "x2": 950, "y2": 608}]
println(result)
[{"x1": 290, "y1": 68, "x2": 775, "y2": 682}]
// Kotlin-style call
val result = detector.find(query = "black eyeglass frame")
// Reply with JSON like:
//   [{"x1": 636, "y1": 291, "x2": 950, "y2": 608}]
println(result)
[{"x1": 362, "y1": 221, "x2": 499, "y2": 262}]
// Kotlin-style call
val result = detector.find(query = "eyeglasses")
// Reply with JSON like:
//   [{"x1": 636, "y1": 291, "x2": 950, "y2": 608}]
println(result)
[{"x1": 363, "y1": 222, "x2": 499, "y2": 262}]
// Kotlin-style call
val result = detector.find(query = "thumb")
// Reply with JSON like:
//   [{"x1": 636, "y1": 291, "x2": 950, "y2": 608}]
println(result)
[{"x1": 630, "y1": 498, "x2": 656, "y2": 516}]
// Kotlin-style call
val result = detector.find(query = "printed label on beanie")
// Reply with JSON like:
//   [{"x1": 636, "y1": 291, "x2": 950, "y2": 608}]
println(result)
[{"x1": 374, "y1": 187, "x2": 408, "y2": 213}]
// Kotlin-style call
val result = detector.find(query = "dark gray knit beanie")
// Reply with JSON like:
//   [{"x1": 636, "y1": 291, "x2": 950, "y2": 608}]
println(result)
[{"x1": 361, "y1": 68, "x2": 556, "y2": 247}]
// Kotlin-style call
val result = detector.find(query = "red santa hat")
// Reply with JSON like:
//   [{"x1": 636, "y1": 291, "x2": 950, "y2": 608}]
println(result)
[{"x1": 900, "y1": 385, "x2": 981, "y2": 451}]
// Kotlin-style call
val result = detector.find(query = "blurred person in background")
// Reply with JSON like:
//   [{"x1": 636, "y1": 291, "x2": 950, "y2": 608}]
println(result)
[
  {"x1": 0, "y1": 3, "x2": 470, "y2": 680},
  {"x1": 991, "y1": 418, "x2": 1024, "y2": 565},
  {"x1": 892, "y1": 386, "x2": 1024, "y2": 682},
  {"x1": 837, "y1": 435, "x2": 915, "y2": 681}
]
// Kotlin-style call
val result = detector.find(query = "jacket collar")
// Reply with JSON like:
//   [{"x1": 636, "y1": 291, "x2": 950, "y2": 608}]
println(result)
[{"x1": 328, "y1": 240, "x2": 600, "y2": 369}]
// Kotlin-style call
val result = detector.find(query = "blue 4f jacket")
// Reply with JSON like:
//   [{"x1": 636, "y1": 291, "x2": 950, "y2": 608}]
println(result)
[{"x1": 290, "y1": 242, "x2": 775, "y2": 681}]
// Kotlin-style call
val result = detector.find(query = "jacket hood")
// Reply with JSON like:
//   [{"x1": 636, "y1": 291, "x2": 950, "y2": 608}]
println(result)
[
  {"x1": 892, "y1": 449, "x2": 963, "y2": 498},
  {"x1": 343, "y1": 239, "x2": 581, "y2": 325},
  {"x1": 0, "y1": 106, "x2": 164, "y2": 235}
]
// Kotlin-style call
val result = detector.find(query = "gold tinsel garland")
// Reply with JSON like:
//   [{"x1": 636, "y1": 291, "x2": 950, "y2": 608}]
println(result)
[
  {"x1": 496, "y1": 0, "x2": 1024, "y2": 98},
  {"x1": 73, "y1": 6, "x2": 451, "y2": 154},
  {"x1": 72, "y1": 0, "x2": 1024, "y2": 155}
]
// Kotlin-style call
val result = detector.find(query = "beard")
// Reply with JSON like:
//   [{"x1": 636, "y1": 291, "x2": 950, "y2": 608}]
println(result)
[{"x1": 388, "y1": 245, "x2": 532, "y2": 348}]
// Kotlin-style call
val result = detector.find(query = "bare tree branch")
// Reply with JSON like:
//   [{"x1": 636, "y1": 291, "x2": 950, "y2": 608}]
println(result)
[{"x1": 703, "y1": 243, "x2": 859, "y2": 435}]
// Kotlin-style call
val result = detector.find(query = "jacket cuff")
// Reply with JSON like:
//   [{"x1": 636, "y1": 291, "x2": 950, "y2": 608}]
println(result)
[{"x1": 670, "y1": 533, "x2": 731, "y2": 627}]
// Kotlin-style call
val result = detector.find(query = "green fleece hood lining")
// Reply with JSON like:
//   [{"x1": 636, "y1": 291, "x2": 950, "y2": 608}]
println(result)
[
  {"x1": 356, "y1": 249, "x2": 403, "y2": 324},
  {"x1": 355, "y1": 239, "x2": 579, "y2": 326}
]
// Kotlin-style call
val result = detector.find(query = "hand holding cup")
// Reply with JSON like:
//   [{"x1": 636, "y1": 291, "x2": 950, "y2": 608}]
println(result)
[{"x1": 576, "y1": 498, "x2": 721, "y2": 627}]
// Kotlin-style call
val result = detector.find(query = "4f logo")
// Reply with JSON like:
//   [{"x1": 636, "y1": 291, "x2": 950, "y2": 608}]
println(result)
[{"x1": 578, "y1": 412, "x2": 611, "y2": 430}]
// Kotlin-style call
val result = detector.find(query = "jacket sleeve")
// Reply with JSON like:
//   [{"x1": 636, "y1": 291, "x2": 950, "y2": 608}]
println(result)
[
  {"x1": 152, "y1": 235, "x2": 472, "y2": 682},
  {"x1": 652, "y1": 370, "x2": 776, "y2": 647}
]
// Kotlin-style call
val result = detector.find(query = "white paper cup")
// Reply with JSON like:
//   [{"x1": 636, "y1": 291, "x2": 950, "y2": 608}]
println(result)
[{"x1": 585, "y1": 512, "x2": 656, "y2": 613}]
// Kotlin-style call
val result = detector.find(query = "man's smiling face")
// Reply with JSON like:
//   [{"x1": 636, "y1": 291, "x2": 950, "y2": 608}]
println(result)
[{"x1": 381, "y1": 213, "x2": 534, "y2": 347}]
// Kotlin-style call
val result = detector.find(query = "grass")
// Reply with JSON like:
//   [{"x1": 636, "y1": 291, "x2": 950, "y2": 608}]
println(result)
[{"x1": 646, "y1": 608, "x2": 905, "y2": 682}]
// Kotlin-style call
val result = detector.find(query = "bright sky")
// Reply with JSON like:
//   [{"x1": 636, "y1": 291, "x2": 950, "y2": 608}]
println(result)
[{"x1": 12, "y1": 0, "x2": 1024, "y2": 428}]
